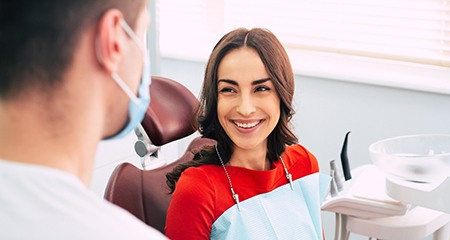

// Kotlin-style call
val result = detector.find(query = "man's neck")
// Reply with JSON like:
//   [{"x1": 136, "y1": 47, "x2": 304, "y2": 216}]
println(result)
[{"x1": 0, "y1": 93, "x2": 99, "y2": 186}]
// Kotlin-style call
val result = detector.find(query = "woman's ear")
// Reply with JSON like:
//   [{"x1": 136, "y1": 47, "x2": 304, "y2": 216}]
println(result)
[{"x1": 96, "y1": 9, "x2": 125, "y2": 74}]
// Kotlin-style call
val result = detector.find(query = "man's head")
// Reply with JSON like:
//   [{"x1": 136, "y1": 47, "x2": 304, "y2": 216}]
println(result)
[
  {"x1": 0, "y1": 0, "x2": 150, "y2": 184},
  {"x1": 0, "y1": 0, "x2": 146, "y2": 100}
]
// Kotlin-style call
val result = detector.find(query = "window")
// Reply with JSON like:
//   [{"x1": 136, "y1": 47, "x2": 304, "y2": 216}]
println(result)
[
  {"x1": 158, "y1": 0, "x2": 225, "y2": 61},
  {"x1": 157, "y1": 0, "x2": 450, "y2": 94}
]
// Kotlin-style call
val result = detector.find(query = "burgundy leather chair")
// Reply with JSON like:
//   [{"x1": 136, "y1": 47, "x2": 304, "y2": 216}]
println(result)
[{"x1": 104, "y1": 76, "x2": 215, "y2": 233}]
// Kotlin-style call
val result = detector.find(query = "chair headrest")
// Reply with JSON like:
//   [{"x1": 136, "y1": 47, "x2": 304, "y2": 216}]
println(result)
[{"x1": 141, "y1": 76, "x2": 199, "y2": 146}]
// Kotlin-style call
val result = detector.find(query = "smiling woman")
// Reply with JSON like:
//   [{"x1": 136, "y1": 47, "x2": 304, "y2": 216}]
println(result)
[
  {"x1": 216, "y1": 48, "x2": 281, "y2": 170},
  {"x1": 165, "y1": 28, "x2": 330, "y2": 240}
]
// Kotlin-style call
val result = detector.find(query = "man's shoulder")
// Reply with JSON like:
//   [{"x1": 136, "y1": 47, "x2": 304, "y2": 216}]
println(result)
[
  {"x1": 90, "y1": 201, "x2": 167, "y2": 239},
  {"x1": 0, "y1": 159, "x2": 167, "y2": 239}
]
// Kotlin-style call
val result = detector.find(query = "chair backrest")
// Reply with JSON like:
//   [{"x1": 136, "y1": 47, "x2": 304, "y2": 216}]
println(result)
[
  {"x1": 141, "y1": 76, "x2": 199, "y2": 146},
  {"x1": 104, "y1": 76, "x2": 216, "y2": 233},
  {"x1": 104, "y1": 137, "x2": 215, "y2": 233}
]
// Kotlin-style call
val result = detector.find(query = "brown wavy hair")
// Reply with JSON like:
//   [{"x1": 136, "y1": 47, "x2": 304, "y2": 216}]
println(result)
[{"x1": 166, "y1": 28, "x2": 298, "y2": 193}]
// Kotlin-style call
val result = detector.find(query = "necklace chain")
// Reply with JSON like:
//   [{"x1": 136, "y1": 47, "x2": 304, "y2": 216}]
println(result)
[
  {"x1": 214, "y1": 144, "x2": 294, "y2": 211},
  {"x1": 215, "y1": 144, "x2": 240, "y2": 210}
]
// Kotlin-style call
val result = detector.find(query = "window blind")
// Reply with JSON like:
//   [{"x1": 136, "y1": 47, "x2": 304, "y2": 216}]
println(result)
[{"x1": 159, "y1": 0, "x2": 450, "y2": 67}]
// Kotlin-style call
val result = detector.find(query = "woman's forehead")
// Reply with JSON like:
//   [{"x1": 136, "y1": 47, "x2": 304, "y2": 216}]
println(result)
[{"x1": 217, "y1": 48, "x2": 269, "y2": 85}]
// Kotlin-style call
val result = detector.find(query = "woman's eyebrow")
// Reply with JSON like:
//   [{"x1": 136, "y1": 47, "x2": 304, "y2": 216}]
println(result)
[
  {"x1": 218, "y1": 78, "x2": 271, "y2": 86},
  {"x1": 218, "y1": 79, "x2": 238, "y2": 86},
  {"x1": 252, "y1": 78, "x2": 271, "y2": 85}
]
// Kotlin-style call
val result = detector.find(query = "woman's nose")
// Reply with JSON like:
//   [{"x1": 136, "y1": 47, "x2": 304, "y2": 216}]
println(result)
[{"x1": 236, "y1": 94, "x2": 256, "y2": 117}]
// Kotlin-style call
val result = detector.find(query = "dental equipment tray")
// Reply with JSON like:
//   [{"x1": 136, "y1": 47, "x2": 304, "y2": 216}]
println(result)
[{"x1": 322, "y1": 165, "x2": 408, "y2": 219}]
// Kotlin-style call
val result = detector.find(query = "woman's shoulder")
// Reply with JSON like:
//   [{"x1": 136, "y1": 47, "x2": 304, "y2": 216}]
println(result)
[
  {"x1": 176, "y1": 164, "x2": 224, "y2": 191},
  {"x1": 177, "y1": 165, "x2": 207, "y2": 185},
  {"x1": 180, "y1": 164, "x2": 223, "y2": 179},
  {"x1": 284, "y1": 144, "x2": 320, "y2": 174},
  {"x1": 167, "y1": 165, "x2": 220, "y2": 239},
  {"x1": 172, "y1": 165, "x2": 220, "y2": 203}
]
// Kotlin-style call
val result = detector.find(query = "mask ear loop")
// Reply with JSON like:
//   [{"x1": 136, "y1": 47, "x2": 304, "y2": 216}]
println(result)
[
  {"x1": 111, "y1": 73, "x2": 140, "y2": 105},
  {"x1": 95, "y1": 19, "x2": 144, "y2": 106},
  {"x1": 119, "y1": 19, "x2": 146, "y2": 54},
  {"x1": 95, "y1": 35, "x2": 140, "y2": 106},
  {"x1": 95, "y1": 18, "x2": 146, "y2": 63},
  {"x1": 116, "y1": 19, "x2": 148, "y2": 106}
]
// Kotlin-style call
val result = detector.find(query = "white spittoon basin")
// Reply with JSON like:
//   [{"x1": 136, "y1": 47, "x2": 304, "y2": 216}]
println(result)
[{"x1": 369, "y1": 134, "x2": 450, "y2": 214}]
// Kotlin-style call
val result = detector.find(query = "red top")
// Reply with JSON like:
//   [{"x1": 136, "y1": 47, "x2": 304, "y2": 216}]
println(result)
[{"x1": 165, "y1": 144, "x2": 320, "y2": 239}]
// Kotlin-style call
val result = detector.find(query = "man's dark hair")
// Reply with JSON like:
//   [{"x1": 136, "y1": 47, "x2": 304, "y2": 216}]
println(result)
[{"x1": 0, "y1": 0, "x2": 145, "y2": 100}]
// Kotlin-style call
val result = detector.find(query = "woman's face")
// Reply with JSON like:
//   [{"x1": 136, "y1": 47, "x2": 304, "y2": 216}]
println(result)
[{"x1": 217, "y1": 47, "x2": 280, "y2": 152}]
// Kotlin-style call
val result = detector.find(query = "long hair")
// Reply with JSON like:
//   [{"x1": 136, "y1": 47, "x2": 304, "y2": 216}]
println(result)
[{"x1": 166, "y1": 28, "x2": 298, "y2": 193}]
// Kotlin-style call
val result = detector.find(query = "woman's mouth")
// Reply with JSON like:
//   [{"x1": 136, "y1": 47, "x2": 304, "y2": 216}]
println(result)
[{"x1": 232, "y1": 120, "x2": 264, "y2": 129}]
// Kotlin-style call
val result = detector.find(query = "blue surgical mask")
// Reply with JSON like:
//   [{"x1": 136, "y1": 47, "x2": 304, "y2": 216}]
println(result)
[{"x1": 107, "y1": 19, "x2": 151, "y2": 139}]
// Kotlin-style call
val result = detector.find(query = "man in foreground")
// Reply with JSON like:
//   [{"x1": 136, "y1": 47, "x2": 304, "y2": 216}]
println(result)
[{"x1": 0, "y1": 1, "x2": 166, "y2": 239}]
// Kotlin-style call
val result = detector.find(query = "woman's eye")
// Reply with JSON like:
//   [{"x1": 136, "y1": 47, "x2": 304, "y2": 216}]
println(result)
[
  {"x1": 255, "y1": 86, "x2": 271, "y2": 92},
  {"x1": 219, "y1": 87, "x2": 236, "y2": 93}
]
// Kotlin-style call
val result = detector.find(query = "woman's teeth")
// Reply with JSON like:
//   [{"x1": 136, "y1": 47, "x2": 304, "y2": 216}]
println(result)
[{"x1": 234, "y1": 121, "x2": 260, "y2": 129}]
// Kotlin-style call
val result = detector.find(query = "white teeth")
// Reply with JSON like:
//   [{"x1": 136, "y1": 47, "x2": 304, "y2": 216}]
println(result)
[{"x1": 234, "y1": 121, "x2": 260, "y2": 129}]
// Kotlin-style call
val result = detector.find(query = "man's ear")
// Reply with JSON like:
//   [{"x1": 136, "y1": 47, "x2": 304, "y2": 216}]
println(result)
[{"x1": 96, "y1": 9, "x2": 125, "y2": 74}]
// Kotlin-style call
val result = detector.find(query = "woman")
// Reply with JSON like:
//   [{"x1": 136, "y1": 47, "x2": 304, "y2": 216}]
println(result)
[{"x1": 165, "y1": 28, "x2": 330, "y2": 239}]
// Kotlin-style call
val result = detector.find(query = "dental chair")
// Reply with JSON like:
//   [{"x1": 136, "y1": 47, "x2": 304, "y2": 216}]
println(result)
[{"x1": 104, "y1": 76, "x2": 215, "y2": 233}]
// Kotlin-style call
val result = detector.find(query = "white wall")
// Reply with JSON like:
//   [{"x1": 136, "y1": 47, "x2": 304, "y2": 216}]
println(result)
[{"x1": 92, "y1": 57, "x2": 450, "y2": 239}]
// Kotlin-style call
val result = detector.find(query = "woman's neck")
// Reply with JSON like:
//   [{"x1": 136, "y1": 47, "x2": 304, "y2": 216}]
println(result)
[{"x1": 228, "y1": 145, "x2": 271, "y2": 171}]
